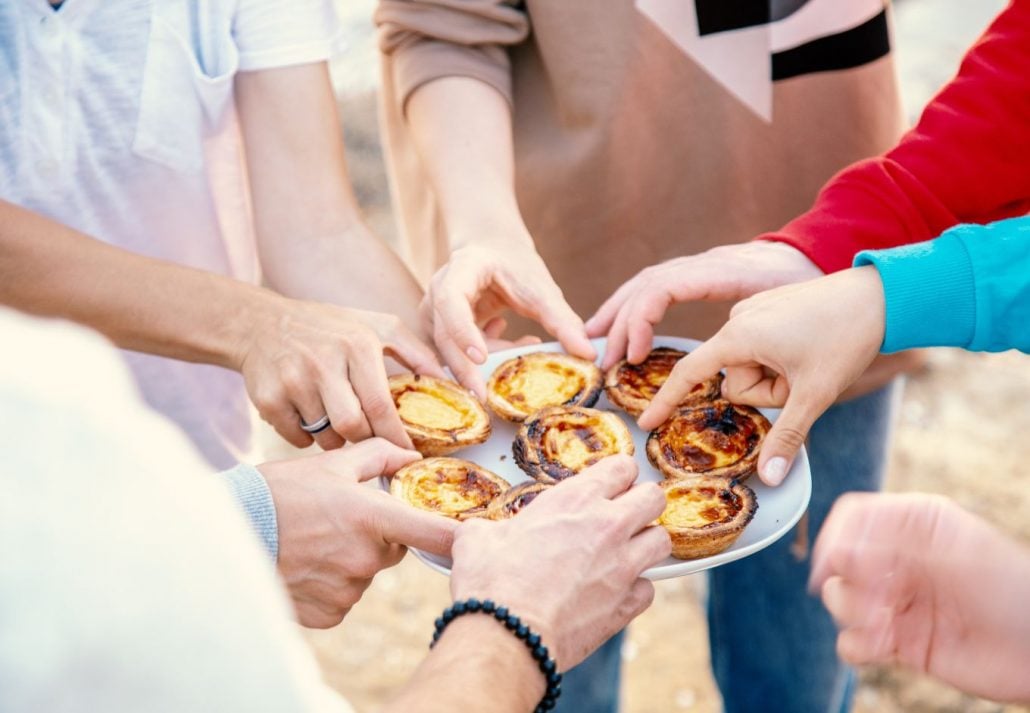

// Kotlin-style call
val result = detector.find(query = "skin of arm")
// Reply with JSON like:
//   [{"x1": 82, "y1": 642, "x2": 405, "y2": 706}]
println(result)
[
  {"x1": 810, "y1": 492, "x2": 1030, "y2": 704},
  {"x1": 405, "y1": 77, "x2": 596, "y2": 396},
  {"x1": 384, "y1": 455, "x2": 670, "y2": 713},
  {"x1": 0, "y1": 198, "x2": 443, "y2": 451}
]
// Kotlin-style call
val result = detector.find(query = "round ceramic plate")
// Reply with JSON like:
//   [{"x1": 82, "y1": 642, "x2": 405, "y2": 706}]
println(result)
[{"x1": 388, "y1": 336, "x2": 812, "y2": 581}]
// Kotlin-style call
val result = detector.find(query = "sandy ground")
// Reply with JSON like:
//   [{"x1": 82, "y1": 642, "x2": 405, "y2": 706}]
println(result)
[{"x1": 289, "y1": 2, "x2": 1030, "y2": 711}]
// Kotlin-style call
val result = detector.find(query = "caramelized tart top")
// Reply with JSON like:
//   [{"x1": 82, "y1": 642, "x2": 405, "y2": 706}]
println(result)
[
  {"x1": 391, "y1": 457, "x2": 509, "y2": 519},
  {"x1": 389, "y1": 374, "x2": 486, "y2": 433},
  {"x1": 486, "y1": 352, "x2": 602, "y2": 421},
  {"x1": 651, "y1": 401, "x2": 768, "y2": 474},
  {"x1": 660, "y1": 480, "x2": 746, "y2": 530},
  {"x1": 605, "y1": 347, "x2": 723, "y2": 415},
  {"x1": 515, "y1": 405, "x2": 634, "y2": 482}
]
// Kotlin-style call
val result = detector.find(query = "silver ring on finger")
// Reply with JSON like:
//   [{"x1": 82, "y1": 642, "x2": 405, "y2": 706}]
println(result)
[{"x1": 299, "y1": 414, "x2": 332, "y2": 434}]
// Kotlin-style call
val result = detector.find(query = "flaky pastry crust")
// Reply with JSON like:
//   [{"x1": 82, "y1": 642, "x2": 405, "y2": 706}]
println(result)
[
  {"x1": 604, "y1": 347, "x2": 724, "y2": 417},
  {"x1": 659, "y1": 477, "x2": 758, "y2": 559},
  {"x1": 389, "y1": 374, "x2": 491, "y2": 456},
  {"x1": 485, "y1": 352, "x2": 602, "y2": 422},
  {"x1": 646, "y1": 401, "x2": 770, "y2": 481},
  {"x1": 485, "y1": 481, "x2": 552, "y2": 520},
  {"x1": 390, "y1": 457, "x2": 510, "y2": 520},
  {"x1": 513, "y1": 405, "x2": 635, "y2": 484}
]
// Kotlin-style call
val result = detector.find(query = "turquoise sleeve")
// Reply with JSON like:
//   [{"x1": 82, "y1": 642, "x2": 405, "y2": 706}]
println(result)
[{"x1": 854, "y1": 216, "x2": 1030, "y2": 354}]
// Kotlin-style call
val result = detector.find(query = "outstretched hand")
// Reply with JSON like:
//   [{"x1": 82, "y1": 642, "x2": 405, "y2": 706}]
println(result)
[
  {"x1": 449, "y1": 455, "x2": 670, "y2": 670},
  {"x1": 259, "y1": 439, "x2": 458, "y2": 628},
  {"x1": 638, "y1": 266, "x2": 885, "y2": 486},
  {"x1": 422, "y1": 241, "x2": 595, "y2": 398},
  {"x1": 587, "y1": 241, "x2": 823, "y2": 369},
  {"x1": 238, "y1": 297, "x2": 446, "y2": 451},
  {"x1": 810, "y1": 492, "x2": 1030, "y2": 704}
]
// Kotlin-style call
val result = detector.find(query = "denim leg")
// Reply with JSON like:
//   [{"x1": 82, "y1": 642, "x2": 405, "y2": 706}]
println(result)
[
  {"x1": 708, "y1": 382, "x2": 900, "y2": 713},
  {"x1": 553, "y1": 630, "x2": 625, "y2": 713}
]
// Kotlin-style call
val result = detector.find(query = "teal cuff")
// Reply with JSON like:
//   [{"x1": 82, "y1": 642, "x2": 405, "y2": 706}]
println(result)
[
  {"x1": 218, "y1": 464, "x2": 279, "y2": 561},
  {"x1": 854, "y1": 234, "x2": 976, "y2": 353}
]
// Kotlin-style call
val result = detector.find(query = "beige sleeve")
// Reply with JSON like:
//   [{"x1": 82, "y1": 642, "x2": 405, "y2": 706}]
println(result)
[{"x1": 375, "y1": 0, "x2": 529, "y2": 113}]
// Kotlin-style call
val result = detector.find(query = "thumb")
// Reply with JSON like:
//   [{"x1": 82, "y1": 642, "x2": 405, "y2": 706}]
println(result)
[
  {"x1": 757, "y1": 387, "x2": 827, "y2": 486},
  {"x1": 373, "y1": 493, "x2": 459, "y2": 555}
]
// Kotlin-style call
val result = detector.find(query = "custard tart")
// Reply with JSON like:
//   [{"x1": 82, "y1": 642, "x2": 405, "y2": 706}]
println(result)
[
  {"x1": 485, "y1": 352, "x2": 603, "y2": 422},
  {"x1": 658, "y1": 477, "x2": 758, "y2": 559},
  {"x1": 485, "y1": 481, "x2": 552, "y2": 520},
  {"x1": 646, "y1": 401, "x2": 770, "y2": 481},
  {"x1": 604, "y1": 347, "x2": 724, "y2": 417},
  {"x1": 388, "y1": 374, "x2": 491, "y2": 456},
  {"x1": 513, "y1": 405, "x2": 635, "y2": 484},
  {"x1": 390, "y1": 457, "x2": 510, "y2": 520}
]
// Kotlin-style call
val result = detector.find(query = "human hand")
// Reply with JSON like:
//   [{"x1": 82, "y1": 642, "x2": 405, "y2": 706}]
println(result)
[
  {"x1": 638, "y1": 266, "x2": 885, "y2": 485},
  {"x1": 587, "y1": 241, "x2": 823, "y2": 369},
  {"x1": 448, "y1": 455, "x2": 670, "y2": 670},
  {"x1": 238, "y1": 296, "x2": 446, "y2": 450},
  {"x1": 422, "y1": 239, "x2": 595, "y2": 398},
  {"x1": 258, "y1": 439, "x2": 458, "y2": 628},
  {"x1": 810, "y1": 492, "x2": 1030, "y2": 703}
]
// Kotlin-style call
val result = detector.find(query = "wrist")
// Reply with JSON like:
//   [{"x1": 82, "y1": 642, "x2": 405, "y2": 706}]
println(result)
[
  {"x1": 434, "y1": 610, "x2": 548, "y2": 708},
  {"x1": 227, "y1": 289, "x2": 293, "y2": 372},
  {"x1": 447, "y1": 217, "x2": 535, "y2": 252}
]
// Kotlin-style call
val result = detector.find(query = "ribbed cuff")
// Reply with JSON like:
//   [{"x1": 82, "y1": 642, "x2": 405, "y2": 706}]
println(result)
[
  {"x1": 854, "y1": 234, "x2": 976, "y2": 353},
  {"x1": 218, "y1": 464, "x2": 279, "y2": 561}
]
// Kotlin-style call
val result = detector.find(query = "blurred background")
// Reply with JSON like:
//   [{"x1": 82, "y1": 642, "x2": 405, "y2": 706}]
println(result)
[{"x1": 297, "y1": 1, "x2": 1030, "y2": 711}]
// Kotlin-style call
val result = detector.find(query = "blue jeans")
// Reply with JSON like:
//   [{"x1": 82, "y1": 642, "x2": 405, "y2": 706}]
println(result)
[
  {"x1": 556, "y1": 383, "x2": 898, "y2": 713},
  {"x1": 709, "y1": 383, "x2": 898, "y2": 713}
]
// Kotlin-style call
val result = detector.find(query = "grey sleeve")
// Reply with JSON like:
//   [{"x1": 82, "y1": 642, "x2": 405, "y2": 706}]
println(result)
[{"x1": 218, "y1": 464, "x2": 279, "y2": 561}]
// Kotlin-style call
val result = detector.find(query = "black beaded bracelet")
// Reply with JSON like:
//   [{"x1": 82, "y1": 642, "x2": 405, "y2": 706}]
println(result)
[{"x1": 431, "y1": 598, "x2": 562, "y2": 712}]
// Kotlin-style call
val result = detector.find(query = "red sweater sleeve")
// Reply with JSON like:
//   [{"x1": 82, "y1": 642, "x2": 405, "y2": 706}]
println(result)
[{"x1": 761, "y1": 0, "x2": 1030, "y2": 273}]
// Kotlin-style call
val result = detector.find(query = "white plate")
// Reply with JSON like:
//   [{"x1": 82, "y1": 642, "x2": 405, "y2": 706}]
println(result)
[{"x1": 391, "y1": 336, "x2": 811, "y2": 581}]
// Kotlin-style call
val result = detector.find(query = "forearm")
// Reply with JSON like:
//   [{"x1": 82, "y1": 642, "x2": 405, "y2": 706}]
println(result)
[
  {"x1": 762, "y1": 1, "x2": 1030, "y2": 272},
  {"x1": 235, "y1": 64, "x2": 425, "y2": 329},
  {"x1": 855, "y1": 217, "x2": 1030, "y2": 353},
  {"x1": 406, "y1": 76, "x2": 531, "y2": 247},
  {"x1": 0, "y1": 200, "x2": 277, "y2": 368},
  {"x1": 384, "y1": 616, "x2": 544, "y2": 713}
]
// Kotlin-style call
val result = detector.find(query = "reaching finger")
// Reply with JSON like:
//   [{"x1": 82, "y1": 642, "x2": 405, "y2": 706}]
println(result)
[
  {"x1": 622, "y1": 524, "x2": 673, "y2": 573},
  {"x1": 435, "y1": 321, "x2": 488, "y2": 399},
  {"x1": 321, "y1": 375, "x2": 374, "y2": 445},
  {"x1": 625, "y1": 294, "x2": 670, "y2": 365},
  {"x1": 332, "y1": 437, "x2": 422, "y2": 481},
  {"x1": 372, "y1": 492, "x2": 459, "y2": 555},
  {"x1": 433, "y1": 282, "x2": 490, "y2": 366},
  {"x1": 755, "y1": 386, "x2": 828, "y2": 486},
  {"x1": 385, "y1": 325, "x2": 448, "y2": 380},
  {"x1": 345, "y1": 350, "x2": 414, "y2": 449},
  {"x1": 551, "y1": 454, "x2": 639, "y2": 501},
  {"x1": 601, "y1": 305, "x2": 633, "y2": 370},
  {"x1": 611, "y1": 483, "x2": 668, "y2": 540},
  {"x1": 721, "y1": 365, "x2": 787, "y2": 407},
  {"x1": 637, "y1": 340, "x2": 727, "y2": 430},
  {"x1": 585, "y1": 278, "x2": 638, "y2": 338},
  {"x1": 290, "y1": 382, "x2": 345, "y2": 451}
]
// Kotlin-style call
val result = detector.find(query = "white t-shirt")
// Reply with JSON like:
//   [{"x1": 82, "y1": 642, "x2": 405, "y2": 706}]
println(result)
[
  {"x1": 0, "y1": 308, "x2": 353, "y2": 713},
  {"x1": 0, "y1": 0, "x2": 342, "y2": 468}
]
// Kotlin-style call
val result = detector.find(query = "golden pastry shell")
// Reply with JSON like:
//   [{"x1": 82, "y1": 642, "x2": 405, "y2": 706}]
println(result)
[
  {"x1": 659, "y1": 477, "x2": 758, "y2": 560},
  {"x1": 646, "y1": 401, "x2": 771, "y2": 481},
  {"x1": 485, "y1": 352, "x2": 603, "y2": 423},
  {"x1": 513, "y1": 405, "x2": 635, "y2": 484},
  {"x1": 603, "y1": 347, "x2": 724, "y2": 417},
  {"x1": 390, "y1": 457, "x2": 510, "y2": 520},
  {"x1": 388, "y1": 374, "x2": 491, "y2": 456}
]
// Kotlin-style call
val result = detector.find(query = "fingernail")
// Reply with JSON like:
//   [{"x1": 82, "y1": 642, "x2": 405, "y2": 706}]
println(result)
[
  {"x1": 466, "y1": 346, "x2": 485, "y2": 363},
  {"x1": 763, "y1": 457, "x2": 788, "y2": 486}
]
